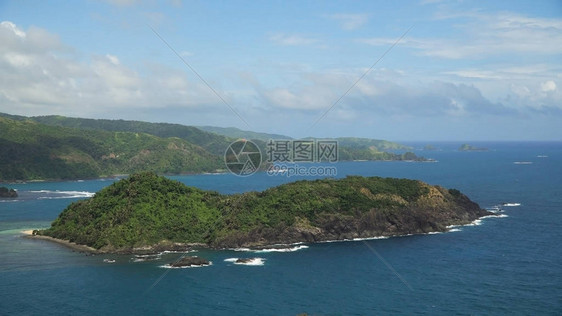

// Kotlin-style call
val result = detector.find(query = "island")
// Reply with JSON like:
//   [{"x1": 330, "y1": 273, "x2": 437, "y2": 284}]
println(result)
[
  {"x1": 32, "y1": 172, "x2": 491, "y2": 253},
  {"x1": 459, "y1": 144, "x2": 488, "y2": 151},
  {"x1": 0, "y1": 187, "x2": 17, "y2": 198}
]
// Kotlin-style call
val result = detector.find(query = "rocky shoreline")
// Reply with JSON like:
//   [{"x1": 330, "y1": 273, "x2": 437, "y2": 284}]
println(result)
[{"x1": 23, "y1": 213, "x2": 497, "y2": 255}]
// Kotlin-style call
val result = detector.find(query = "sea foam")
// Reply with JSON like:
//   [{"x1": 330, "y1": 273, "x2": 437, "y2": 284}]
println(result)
[
  {"x1": 159, "y1": 262, "x2": 213, "y2": 269},
  {"x1": 32, "y1": 190, "x2": 95, "y2": 199},
  {"x1": 224, "y1": 258, "x2": 265, "y2": 266},
  {"x1": 502, "y1": 203, "x2": 521, "y2": 207},
  {"x1": 233, "y1": 245, "x2": 309, "y2": 253}
]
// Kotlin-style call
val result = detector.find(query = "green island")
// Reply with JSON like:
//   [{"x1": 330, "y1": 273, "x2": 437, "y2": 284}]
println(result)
[
  {"x1": 0, "y1": 113, "x2": 426, "y2": 181},
  {"x1": 33, "y1": 172, "x2": 491, "y2": 253},
  {"x1": 459, "y1": 144, "x2": 488, "y2": 151}
]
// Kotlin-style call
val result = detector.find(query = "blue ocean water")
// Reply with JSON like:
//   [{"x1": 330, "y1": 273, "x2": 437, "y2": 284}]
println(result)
[{"x1": 1, "y1": 142, "x2": 561, "y2": 315}]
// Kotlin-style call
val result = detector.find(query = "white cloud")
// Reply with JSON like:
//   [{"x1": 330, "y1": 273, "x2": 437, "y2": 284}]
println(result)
[
  {"x1": 269, "y1": 33, "x2": 319, "y2": 46},
  {"x1": 0, "y1": 21, "x2": 25, "y2": 38},
  {"x1": 327, "y1": 14, "x2": 369, "y2": 30},
  {"x1": 255, "y1": 69, "x2": 521, "y2": 118},
  {"x1": 103, "y1": 0, "x2": 140, "y2": 6},
  {"x1": 105, "y1": 54, "x2": 120, "y2": 65},
  {"x1": 358, "y1": 12, "x2": 562, "y2": 59},
  {"x1": 444, "y1": 64, "x2": 562, "y2": 81},
  {"x1": 541, "y1": 80, "x2": 556, "y2": 92},
  {"x1": 0, "y1": 21, "x2": 220, "y2": 117}
]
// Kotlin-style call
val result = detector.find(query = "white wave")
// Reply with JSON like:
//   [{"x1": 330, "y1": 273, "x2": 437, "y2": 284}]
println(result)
[
  {"x1": 0, "y1": 199, "x2": 21, "y2": 203},
  {"x1": 513, "y1": 161, "x2": 532, "y2": 165},
  {"x1": 480, "y1": 214, "x2": 508, "y2": 219},
  {"x1": 351, "y1": 236, "x2": 389, "y2": 241},
  {"x1": 233, "y1": 245, "x2": 309, "y2": 253},
  {"x1": 254, "y1": 245, "x2": 309, "y2": 253},
  {"x1": 426, "y1": 231, "x2": 442, "y2": 235},
  {"x1": 134, "y1": 253, "x2": 162, "y2": 258},
  {"x1": 159, "y1": 262, "x2": 212, "y2": 269},
  {"x1": 224, "y1": 258, "x2": 265, "y2": 266},
  {"x1": 502, "y1": 203, "x2": 521, "y2": 207},
  {"x1": 318, "y1": 236, "x2": 389, "y2": 244},
  {"x1": 233, "y1": 247, "x2": 252, "y2": 252},
  {"x1": 467, "y1": 219, "x2": 482, "y2": 226},
  {"x1": 162, "y1": 250, "x2": 197, "y2": 254},
  {"x1": 33, "y1": 190, "x2": 95, "y2": 199}
]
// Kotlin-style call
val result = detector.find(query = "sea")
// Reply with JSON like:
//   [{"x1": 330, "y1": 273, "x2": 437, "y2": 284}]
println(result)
[{"x1": 1, "y1": 141, "x2": 561, "y2": 315}]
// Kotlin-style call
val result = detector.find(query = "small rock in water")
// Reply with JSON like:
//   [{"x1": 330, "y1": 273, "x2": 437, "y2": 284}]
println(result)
[
  {"x1": 235, "y1": 258, "x2": 255, "y2": 264},
  {"x1": 170, "y1": 256, "x2": 210, "y2": 267}
]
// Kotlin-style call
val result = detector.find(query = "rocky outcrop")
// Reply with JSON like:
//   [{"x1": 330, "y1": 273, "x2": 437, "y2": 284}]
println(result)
[
  {"x1": 169, "y1": 256, "x2": 210, "y2": 267},
  {"x1": 0, "y1": 187, "x2": 17, "y2": 198},
  {"x1": 211, "y1": 184, "x2": 491, "y2": 248}
]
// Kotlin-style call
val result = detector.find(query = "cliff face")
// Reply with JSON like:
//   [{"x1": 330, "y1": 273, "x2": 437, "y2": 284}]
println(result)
[
  {"x1": 39, "y1": 173, "x2": 490, "y2": 252},
  {"x1": 210, "y1": 181, "x2": 488, "y2": 248}
]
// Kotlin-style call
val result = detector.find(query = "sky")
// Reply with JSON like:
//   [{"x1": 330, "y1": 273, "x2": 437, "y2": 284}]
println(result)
[{"x1": 0, "y1": 0, "x2": 561, "y2": 141}]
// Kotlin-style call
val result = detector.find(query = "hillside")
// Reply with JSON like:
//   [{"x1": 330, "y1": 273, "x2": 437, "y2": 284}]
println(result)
[
  {"x1": 0, "y1": 113, "x2": 427, "y2": 181},
  {"x1": 24, "y1": 115, "x2": 419, "y2": 160},
  {"x1": 197, "y1": 126, "x2": 422, "y2": 161},
  {"x1": 198, "y1": 126, "x2": 291, "y2": 142},
  {"x1": 7, "y1": 114, "x2": 234, "y2": 156},
  {"x1": 37, "y1": 172, "x2": 490, "y2": 252},
  {"x1": 0, "y1": 117, "x2": 221, "y2": 181}
]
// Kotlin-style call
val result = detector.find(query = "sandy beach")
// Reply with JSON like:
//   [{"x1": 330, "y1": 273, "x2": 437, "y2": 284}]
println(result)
[{"x1": 22, "y1": 231, "x2": 99, "y2": 254}]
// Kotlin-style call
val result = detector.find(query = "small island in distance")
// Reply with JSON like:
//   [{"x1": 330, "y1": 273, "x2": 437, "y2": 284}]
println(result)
[
  {"x1": 459, "y1": 144, "x2": 489, "y2": 151},
  {"x1": 32, "y1": 172, "x2": 492, "y2": 253}
]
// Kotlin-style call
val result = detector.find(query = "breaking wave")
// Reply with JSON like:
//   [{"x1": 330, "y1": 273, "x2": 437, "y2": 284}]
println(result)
[
  {"x1": 32, "y1": 190, "x2": 95, "y2": 199},
  {"x1": 224, "y1": 258, "x2": 265, "y2": 266}
]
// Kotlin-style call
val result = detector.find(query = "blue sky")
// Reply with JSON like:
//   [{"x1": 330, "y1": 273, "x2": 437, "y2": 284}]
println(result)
[{"x1": 0, "y1": 0, "x2": 561, "y2": 141}]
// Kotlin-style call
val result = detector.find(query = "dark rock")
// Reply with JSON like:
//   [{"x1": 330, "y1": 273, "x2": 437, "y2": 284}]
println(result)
[
  {"x1": 169, "y1": 256, "x2": 210, "y2": 267},
  {"x1": 0, "y1": 187, "x2": 17, "y2": 198},
  {"x1": 235, "y1": 258, "x2": 255, "y2": 264}
]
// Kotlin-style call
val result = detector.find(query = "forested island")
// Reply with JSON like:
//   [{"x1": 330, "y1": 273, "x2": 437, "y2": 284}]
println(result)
[{"x1": 34, "y1": 172, "x2": 491, "y2": 253}]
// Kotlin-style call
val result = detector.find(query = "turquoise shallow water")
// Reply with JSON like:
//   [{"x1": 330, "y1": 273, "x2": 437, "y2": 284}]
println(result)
[{"x1": 1, "y1": 142, "x2": 561, "y2": 315}]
